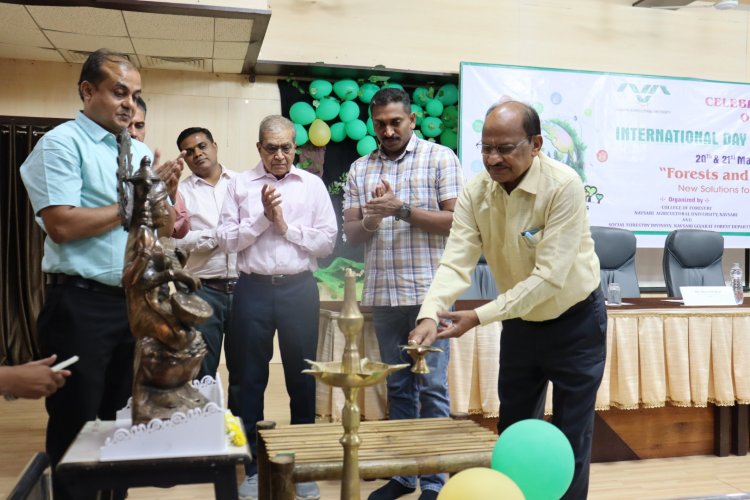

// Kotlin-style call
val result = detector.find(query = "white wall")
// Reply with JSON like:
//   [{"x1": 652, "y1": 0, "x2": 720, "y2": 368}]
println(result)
[{"x1": 2, "y1": 0, "x2": 749, "y2": 289}]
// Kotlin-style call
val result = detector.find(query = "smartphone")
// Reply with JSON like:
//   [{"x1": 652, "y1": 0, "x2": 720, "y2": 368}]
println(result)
[{"x1": 51, "y1": 355, "x2": 79, "y2": 372}]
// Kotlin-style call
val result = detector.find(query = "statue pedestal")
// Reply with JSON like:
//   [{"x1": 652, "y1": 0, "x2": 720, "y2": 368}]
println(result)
[
  {"x1": 101, "y1": 375, "x2": 228, "y2": 461},
  {"x1": 57, "y1": 417, "x2": 250, "y2": 499}
]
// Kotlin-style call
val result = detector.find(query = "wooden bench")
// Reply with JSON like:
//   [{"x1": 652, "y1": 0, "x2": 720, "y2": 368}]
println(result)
[{"x1": 256, "y1": 417, "x2": 499, "y2": 500}]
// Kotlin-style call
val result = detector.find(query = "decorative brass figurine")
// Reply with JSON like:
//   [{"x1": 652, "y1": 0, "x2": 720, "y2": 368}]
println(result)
[
  {"x1": 118, "y1": 131, "x2": 213, "y2": 425},
  {"x1": 303, "y1": 269, "x2": 408, "y2": 500}
]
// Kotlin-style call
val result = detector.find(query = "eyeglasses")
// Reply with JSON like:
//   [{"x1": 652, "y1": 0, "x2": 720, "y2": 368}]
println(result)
[
  {"x1": 262, "y1": 143, "x2": 295, "y2": 155},
  {"x1": 476, "y1": 137, "x2": 530, "y2": 157}
]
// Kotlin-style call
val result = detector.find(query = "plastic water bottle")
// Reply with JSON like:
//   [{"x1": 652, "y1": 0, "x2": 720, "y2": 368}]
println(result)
[{"x1": 730, "y1": 263, "x2": 744, "y2": 305}]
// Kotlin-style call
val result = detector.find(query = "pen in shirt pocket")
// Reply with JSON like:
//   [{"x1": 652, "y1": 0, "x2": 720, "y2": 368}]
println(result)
[{"x1": 520, "y1": 227, "x2": 541, "y2": 247}]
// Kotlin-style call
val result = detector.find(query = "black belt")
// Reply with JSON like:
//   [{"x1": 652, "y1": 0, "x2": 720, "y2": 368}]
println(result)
[
  {"x1": 200, "y1": 278, "x2": 238, "y2": 294},
  {"x1": 241, "y1": 271, "x2": 312, "y2": 286},
  {"x1": 45, "y1": 273, "x2": 125, "y2": 296}
]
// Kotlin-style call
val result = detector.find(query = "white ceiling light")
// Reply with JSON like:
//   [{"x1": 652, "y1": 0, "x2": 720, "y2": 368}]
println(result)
[
  {"x1": 714, "y1": 0, "x2": 739, "y2": 9},
  {"x1": 634, "y1": 0, "x2": 749, "y2": 10}
]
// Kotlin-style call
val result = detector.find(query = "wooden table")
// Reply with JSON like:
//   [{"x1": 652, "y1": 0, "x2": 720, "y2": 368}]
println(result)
[
  {"x1": 56, "y1": 420, "x2": 251, "y2": 500},
  {"x1": 256, "y1": 417, "x2": 498, "y2": 500}
]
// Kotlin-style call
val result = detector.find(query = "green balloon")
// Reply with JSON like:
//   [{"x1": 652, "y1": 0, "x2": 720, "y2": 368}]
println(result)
[
  {"x1": 357, "y1": 136, "x2": 377, "y2": 156},
  {"x1": 440, "y1": 128, "x2": 458, "y2": 150},
  {"x1": 441, "y1": 105, "x2": 459, "y2": 129},
  {"x1": 289, "y1": 101, "x2": 316, "y2": 126},
  {"x1": 414, "y1": 130, "x2": 424, "y2": 139},
  {"x1": 472, "y1": 119, "x2": 484, "y2": 133},
  {"x1": 421, "y1": 117, "x2": 443, "y2": 138},
  {"x1": 308, "y1": 79, "x2": 333, "y2": 99},
  {"x1": 338, "y1": 100, "x2": 360, "y2": 122},
  {"x1": 412, "y1": 87, "x2": 432, "y2": 106},
  {"x1": 316, "y1": 97, "x2": 341, "y2": 121},
  {"x1": 366, "y1": 117, "x2": 375, "y2": 136},
  {"x1": 382, "y1": 82, "x2": 404, "y2": 90},
  {"x1": 359, "y1": 82, "x2": 380, "y2": 103},
  {"x1": 491, "y1": 420, "x2": 574, "y2": 500},
  {"x1": 333, "y1": 79, "x2": 359, "y2": 101},
  {"x1": 330, "y1": 122, "x2": 347, "y2": 142},
  {"x1": 437, "y1": 83, "x2": 459, "y2": 106},
  {"x1": 425, "y1": 98, "x2": 444, "y2": 117},
  {"x1": 294, "y1": 123, "x2": 308, "y2": 146},
  {"x1": 345, "y1": 119, "x2": 367, "y2": 141},
  {"x1": 411, "y1": 104, "x2": 425, "y2": 126}
]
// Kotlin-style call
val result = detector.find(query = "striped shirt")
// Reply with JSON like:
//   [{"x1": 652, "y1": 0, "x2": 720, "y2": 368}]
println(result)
[{"x1": 344, "y1": 134, "x2": 463, "y2": 306}]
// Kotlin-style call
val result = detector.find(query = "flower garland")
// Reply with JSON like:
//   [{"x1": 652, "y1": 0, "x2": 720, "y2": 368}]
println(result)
[{"x1": 225, "y1": 412, "x2": 247, "y2": 446}]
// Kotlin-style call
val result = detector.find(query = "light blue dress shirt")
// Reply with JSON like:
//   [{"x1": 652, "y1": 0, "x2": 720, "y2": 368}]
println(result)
[{"x1": 20, "y1": 112, "x2": 152, "y2": 286}]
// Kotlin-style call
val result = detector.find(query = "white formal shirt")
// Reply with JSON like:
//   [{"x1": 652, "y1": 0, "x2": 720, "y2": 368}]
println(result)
[
  {"x1": 217, "y1": 162, "x2": 337, "y2": 276},
  {"x1": 174, "y1": 164, "x2": 238, "y2": 280}
]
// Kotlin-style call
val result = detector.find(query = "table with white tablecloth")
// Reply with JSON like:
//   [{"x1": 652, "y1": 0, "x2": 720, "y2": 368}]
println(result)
[{"x1": 316, "y1": 299, "x2": 750, "y2": 424}]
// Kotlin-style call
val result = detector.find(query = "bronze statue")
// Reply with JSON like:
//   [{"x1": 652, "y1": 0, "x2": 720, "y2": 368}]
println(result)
[{"x1": 118, "y1": 131, "x2": 213, "y2": 424}]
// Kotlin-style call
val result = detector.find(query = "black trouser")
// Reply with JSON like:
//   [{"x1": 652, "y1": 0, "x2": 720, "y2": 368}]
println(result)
[
  {"x1": 230, "y1": 272, "x2": 319, "y2": 477},
  {"x1": 498, "y1": 289, "x2": 607, "y2": 500},
  {"x1": 39, "y1": 283, "x2": 133, "y2": 500},
  {"x1": 194, "y1": 284, "x2": 241, "y2": 415}
]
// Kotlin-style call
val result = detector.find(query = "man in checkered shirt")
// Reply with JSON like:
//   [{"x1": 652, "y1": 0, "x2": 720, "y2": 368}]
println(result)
[{"x1": 342, "y1": 87, "x2": 463, "y2": 500}]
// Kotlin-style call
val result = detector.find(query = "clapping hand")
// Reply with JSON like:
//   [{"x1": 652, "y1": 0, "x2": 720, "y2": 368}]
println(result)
[
  {"x1": 365, "y1": 178, "x2": 400, "y2": 218},
  {"x1": 153, "y1": 149, "x2": 185, "y2": 201},
  {"x1": 261, "y1": 184, "x2": 288, "y2": 235}
]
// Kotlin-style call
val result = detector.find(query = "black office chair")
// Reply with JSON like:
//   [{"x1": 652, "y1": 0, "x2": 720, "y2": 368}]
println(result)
[
  {"x1": 590, "y1": 226, "x2": 640, "y2": 298},
  {"x1": 7, "y1": 452, "x2": 51, "y2": 500},
  {"x1": 662, "y1": 229, "x2": 725, "y2": 298}
]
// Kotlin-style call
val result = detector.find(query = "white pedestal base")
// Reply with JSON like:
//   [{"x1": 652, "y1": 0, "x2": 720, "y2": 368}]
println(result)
[{"x1": 101, "y1": 375, "x2": 228, "y2": 461}]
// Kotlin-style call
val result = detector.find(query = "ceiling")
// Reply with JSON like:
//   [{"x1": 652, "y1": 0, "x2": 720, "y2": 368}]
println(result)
[{"x1": 0, "y1": 1, "x2": 271, "y2": 75}]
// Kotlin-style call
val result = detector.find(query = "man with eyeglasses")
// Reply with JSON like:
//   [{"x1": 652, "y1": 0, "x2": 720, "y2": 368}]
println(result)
[
  {"x1": 343, "y1": 87, "x2": 463, "y2": 500},
  {"x1": 409, "y1": 100, "x2": 605, "y2": 500},
  {"x1": 173, "y1": 126, "x2": 239, "y2": 404},
  {"x1": 217, "y1": 115, "x2": 337, "y2": 500}
]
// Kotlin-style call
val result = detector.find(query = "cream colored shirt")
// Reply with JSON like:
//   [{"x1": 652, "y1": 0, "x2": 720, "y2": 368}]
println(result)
[{"x1": 418, "y1": 152, "x2": 600, "y2": 325}]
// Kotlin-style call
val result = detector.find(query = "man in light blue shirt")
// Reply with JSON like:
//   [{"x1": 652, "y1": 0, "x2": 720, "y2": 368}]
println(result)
[
  {"x1": 23, "y1": 110, "x2": 152, "y2": 286},
  {"x1": 20, "y1": 48, "x2": 181, "y2": 500}
]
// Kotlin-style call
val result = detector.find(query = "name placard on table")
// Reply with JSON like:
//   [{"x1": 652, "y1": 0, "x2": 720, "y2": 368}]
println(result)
[{"x1": 679, "y1": 286, "x2": 736, "y2": 306}]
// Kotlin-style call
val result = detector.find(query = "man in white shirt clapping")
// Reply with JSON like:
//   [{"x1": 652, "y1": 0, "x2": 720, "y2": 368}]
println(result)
[{"x1": 174, "y1": 127, "x2": 239, "y2": 410}]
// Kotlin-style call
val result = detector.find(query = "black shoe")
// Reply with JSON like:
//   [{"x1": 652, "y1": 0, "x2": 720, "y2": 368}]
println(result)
[
  {"x1": 368, "y1": 479, "x2": 417, "y2": 500},
  {"x1": 418, "y1": 490, "x2": 438, "y2": 500}
]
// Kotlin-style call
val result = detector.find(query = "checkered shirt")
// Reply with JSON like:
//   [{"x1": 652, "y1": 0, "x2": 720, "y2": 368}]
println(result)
[{"x1": 343, "y1": 134, "x2": 463, "y2": 306}]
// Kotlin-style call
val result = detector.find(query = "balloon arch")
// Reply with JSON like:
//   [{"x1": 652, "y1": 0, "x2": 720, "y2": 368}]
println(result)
[{"x1": 285, "y1": 78, "x2": 459, "y2": 157}]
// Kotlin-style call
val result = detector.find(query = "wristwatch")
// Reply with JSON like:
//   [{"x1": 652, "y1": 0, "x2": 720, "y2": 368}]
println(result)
[{"x1": 395, "y1": 202, "x2": 412, "y2": 221}]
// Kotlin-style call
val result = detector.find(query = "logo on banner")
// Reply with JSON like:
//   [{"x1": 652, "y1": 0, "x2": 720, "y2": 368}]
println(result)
[
  {"x1": 541, "y1": 119, "x2": 587, "y2": 181},
  {"x1": 616, "y1": 83, "x2": 671, "y2": 104}
]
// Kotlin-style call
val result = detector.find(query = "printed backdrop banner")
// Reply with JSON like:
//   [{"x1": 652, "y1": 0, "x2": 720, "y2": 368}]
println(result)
[{"x1": 459, "y1": 62, "x2": 750, "y2": 248}]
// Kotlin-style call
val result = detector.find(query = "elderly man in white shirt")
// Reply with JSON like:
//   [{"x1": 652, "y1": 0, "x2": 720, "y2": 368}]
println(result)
[{"x1": 174, "y1": 127, "x2": 240, "y2": 411}]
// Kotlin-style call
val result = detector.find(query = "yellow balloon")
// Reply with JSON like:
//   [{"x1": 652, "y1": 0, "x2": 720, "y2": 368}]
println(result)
[
  {"x1": 437, "y1": 468, "x2": 524, "y2": 500},
  {"x1": 308, "y1": 119, "x2": 331, "y2": 147}
]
